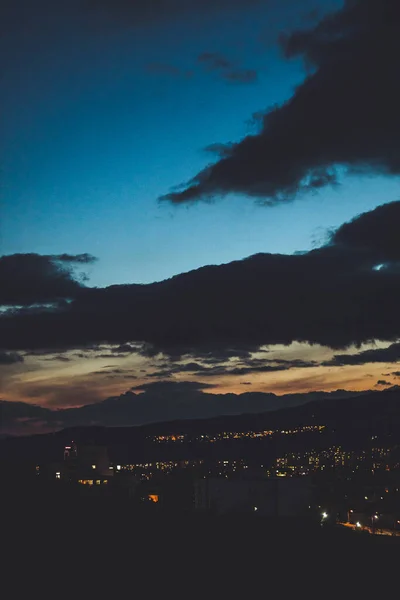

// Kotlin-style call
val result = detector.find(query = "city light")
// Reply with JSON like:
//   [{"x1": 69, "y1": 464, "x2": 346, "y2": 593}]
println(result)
[
  {"x1": 322, "y1": 512, "x2": 328, "y2": 519},
  {"x1": 356, "y1": 522, "x2": 361, "y2": 528},
  {"x1": 152, "y1": 424, "x2": 325, "y2": 444}
]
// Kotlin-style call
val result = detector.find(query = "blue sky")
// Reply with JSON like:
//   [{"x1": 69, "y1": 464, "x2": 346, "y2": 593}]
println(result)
[
  {"x1": 1, "y1": 0, "x2": 398, "y2": 288},
  {"x1": 5, "y1": 0, "x2": 397, "y2": 287}
]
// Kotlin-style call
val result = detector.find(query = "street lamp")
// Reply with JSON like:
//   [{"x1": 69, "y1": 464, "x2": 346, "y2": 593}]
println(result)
[
  {"x1": 372, "y1": 514, "x2": 378, "y2": 534},
  {"x1": 347, "y1": 509, "x2": 353, "y2": 523}
]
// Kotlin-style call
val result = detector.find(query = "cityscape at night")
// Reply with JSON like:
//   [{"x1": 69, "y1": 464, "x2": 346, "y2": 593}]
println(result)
[
  {"x1": 1, "y1": 0, "x2": 400, "y2": 588},
  {"x1": 3, "y1": 387, "x2": 399, "y2": 538}
]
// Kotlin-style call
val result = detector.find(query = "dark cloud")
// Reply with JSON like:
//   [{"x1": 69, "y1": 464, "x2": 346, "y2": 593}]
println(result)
[
  {"x1": 240, "y1": 382, "x2": 252, "y2": 385},
  {"x1": 24, "y1": 349, "x2": 67, "y2": 357},
  {"x1": 43, "y1": 355, "x2": 71, "y2": 362},
  {"x1": 183, "y1": 360, "x2": 316, "y2": 378},
  {"x1": 331, "y1": 201, "x2": 400, "y2": 264},
  {"x1": 161, "y1": 0, "x2": 400, "y2": 204},
  {"x1": 146, "y1": 362, "x2": 209, "y2": 378},
  {"x1": 144, "y1": 344, "x2": 262, "y2": 362},
  {"x1": 212, "y1": 358, "x2": 316, "y2": 376},
  {"x1": 392, "y1": 371, "x2": 400, "y2": 377},
  {"x1": 95, "y1": 353, "x2": 134, "y2": 359},
  {"x1": 147, "y1": 371, "x2": 180, "y2": 378},
  {"x1": 0, "y1": 253, "x2": 96, "y2": 306},
  {"x1": 173, "y1": 361, "x2": 209, "y2": 372},
  {"x1": 376, "y1": 379, "x2": 391, "y2": 386},
  {"x1": 198, "y1": 52, "x2": 234, "y2": 70},
  {"x1": 145, "y1": 359, "x2": 301, "y2": 378},
  {"x1": 111, "y1": 343, "x2": 140, "y2": 354},
  {"x1": 272, "y1": 359, "x2": 318, "y2": 368},
  {"x1": 0, "y1": 351, "x2": 24, "y2": 365},
  {"x1": 92, "y1": 368, "x2": 138, "y2": 379},
  {"x1": 204, "y1": 143, "x2": 235, "y2": 158},
  {"x1": 197, "y1": 52, "x2": 258, "y2": 85},
  {"x1": 325, "y1": 342, "x2": 400, "y2": 367},
  {"x1": 2, "y1": 202, "x2": 400, "y2": 353}
]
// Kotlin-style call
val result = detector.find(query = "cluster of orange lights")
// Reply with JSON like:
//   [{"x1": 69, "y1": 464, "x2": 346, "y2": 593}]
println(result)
[
  {"x1": 78, "y1": 479, "x2": 108, "y2": 486},
  {"x1": 152, "y1": 425, "x2": 325, "y2": 443}
]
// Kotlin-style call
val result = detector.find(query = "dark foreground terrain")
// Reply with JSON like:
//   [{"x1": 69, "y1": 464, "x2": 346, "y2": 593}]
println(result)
[{"x1": 3, "y1": 492, "x2": 399, "y2": 597}]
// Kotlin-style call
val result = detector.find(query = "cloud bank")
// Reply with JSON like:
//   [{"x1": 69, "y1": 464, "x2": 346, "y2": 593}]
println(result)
[
  {"x1": 0, "y1": 253, "x2": 96, "y2": 306},
  {"x1": 1, "y1": 201, "x2": 400, "y2": 354},
  {"x1": 197, "y1": 52, "x2": 258, "y2": 85},
  {"x1": 161, "y1": 0, "x2": 400, "y2": 204}
]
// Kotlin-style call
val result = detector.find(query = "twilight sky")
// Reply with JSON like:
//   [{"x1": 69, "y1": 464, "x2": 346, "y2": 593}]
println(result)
[{"x1": 1, "y1": 0, "x2": 400, "y2": 433}]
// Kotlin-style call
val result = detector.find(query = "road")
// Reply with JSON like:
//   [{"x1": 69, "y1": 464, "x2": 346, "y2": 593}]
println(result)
[{"x1": 338, "y1": 521, "x2": 400, "y2": 537}]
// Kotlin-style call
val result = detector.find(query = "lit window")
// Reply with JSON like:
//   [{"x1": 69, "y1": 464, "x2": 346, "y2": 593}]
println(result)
[{"x1": 148, "y1": 494, "x2": 159, "y2": 503}]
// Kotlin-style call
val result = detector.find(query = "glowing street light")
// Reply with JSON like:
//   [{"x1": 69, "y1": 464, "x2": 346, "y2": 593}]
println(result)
[
  {"x1": 347, "y1": 508, "x2": 354, "y2": 523},
  {"x1": 322, "y1": 512, "x2": 328, "y2": 519},
  {"x1": 371, "y1": 514, "x2": 379, "y2": 534}
]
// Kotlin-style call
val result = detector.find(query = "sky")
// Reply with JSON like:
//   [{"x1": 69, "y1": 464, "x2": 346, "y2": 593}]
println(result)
[{"x1": 1, "y1": 0, "x2": 400, "y2": 434}]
